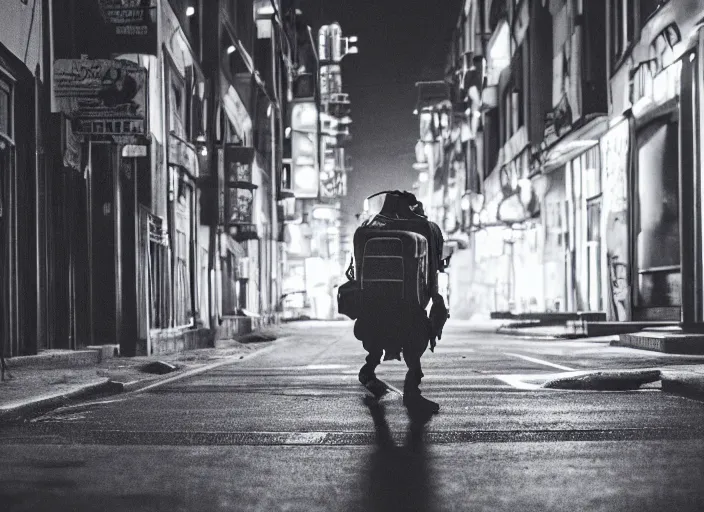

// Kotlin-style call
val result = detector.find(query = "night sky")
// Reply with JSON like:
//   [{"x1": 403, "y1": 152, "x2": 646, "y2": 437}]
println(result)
[{"x1": 300, "y1": 0, "x2": 464, "y2": 224}]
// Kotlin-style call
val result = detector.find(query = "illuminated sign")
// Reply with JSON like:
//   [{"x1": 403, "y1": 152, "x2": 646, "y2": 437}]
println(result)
[{"x1": 291, "y1": 101, "x2": 319, "y2": 198}]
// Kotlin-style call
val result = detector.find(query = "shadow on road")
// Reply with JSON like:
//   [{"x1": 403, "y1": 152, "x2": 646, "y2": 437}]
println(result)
[{"x1": 356, "y1": 395, "x2": 440, "y2": 512}]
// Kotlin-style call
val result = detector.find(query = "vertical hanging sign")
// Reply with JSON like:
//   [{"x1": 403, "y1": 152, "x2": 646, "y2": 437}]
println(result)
[{"x1": 224, "y1": 145, "x2": 259, "y2": 241}]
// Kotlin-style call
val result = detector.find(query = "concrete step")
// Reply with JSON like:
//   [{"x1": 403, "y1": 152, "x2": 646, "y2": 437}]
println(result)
[
  {"x1": 578, "y1": 321, "x2": 676, "y2": 337},
  {"x1": 5, "y1": 345, "x2": 119, "y2": 369},
  {"x1": 616, "y1": 330, "x2": 704, "y2": 354}
]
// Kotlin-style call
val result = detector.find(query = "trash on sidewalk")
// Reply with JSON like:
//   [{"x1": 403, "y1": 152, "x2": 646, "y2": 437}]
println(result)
[
  {"x1": 140, "y1": 361, "x2": 179, "y2": 375},
  {"x1": 236, "y1": 332, "x2": 278, "y2": 344}
]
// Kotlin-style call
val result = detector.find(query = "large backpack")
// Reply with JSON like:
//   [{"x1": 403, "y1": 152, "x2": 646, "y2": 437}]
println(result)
[
  {"x1": 353, "y1": 227, "x2": 431, "y2": 313},
  {"x1": 337, "y1": 191, "x2": 443, "y2": 330}
]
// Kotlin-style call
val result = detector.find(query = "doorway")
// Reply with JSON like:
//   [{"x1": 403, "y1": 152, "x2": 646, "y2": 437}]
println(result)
[
  {"x1": 633, "y1": 116, "x2": 681, "y2": 321},
  {"x1": 89, "y1": 142, "x2": 118, "y2": 345},
  {"x1": 0, "y1": 139, "x2": 7, "y2": 358},
  {"x1": 586, "y1": 197, "x2": 603, "y2": 311}
]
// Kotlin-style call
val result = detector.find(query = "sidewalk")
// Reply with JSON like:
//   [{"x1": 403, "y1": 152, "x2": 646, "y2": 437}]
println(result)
[
  {"x1": 0, "y1": 326, "x2": 287, "y2": 423},
  {"x1": 462, "y1": 316, "x2": 704, "y2": 400},
  {"x1": 458, "y1": 316, "x2": 581, "y2": 338}
]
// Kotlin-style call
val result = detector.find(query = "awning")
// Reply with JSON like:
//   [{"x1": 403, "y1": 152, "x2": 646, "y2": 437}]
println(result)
[{"x1": 541, "y1": 115, "x2": 609, "y2": 173}]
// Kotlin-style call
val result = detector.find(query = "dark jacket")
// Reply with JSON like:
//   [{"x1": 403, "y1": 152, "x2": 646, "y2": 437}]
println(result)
[{"x1": 353, "y1": 192, "x2": 446, "y2": 359}]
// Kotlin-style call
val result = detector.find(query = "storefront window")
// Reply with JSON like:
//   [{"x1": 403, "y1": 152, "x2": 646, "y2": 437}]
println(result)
[
  {"x1": 636, "y1": 120, "x2": 680, "y2": 307},
  {"x1": 173, "y1": 171, "x2": 194, "y2": 326}
]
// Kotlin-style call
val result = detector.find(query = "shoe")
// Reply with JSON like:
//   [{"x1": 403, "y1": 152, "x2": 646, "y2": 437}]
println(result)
[
  {"x1": 403, "y1": 393, "x2": 440, "y2": 415},
  {"x1": 365, "y1": 378, "x2": 388, "y2": 398}
]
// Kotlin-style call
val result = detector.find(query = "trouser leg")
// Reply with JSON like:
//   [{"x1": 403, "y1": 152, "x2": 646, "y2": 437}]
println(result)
[
  {"x1": 403, "y1": 345, "x2": 439, "y2": 414},
  {"x1": 403, "y1": 353, "x2": 424, "y2": 396},
  {"x1": 360, "y1": 341, "x2": 383, "y2": 384}
]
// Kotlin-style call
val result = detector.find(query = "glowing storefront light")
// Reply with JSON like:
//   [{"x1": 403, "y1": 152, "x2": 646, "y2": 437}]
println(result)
[
  {"x1": 312, "y1": 206, "x2": 337, "y2": 221},
  {"x1": 294, "y1": 134, "x2": 314, "y2": 155},
  {"x1": 294, "y1": 166, "x2": 317, "y2": 190}
]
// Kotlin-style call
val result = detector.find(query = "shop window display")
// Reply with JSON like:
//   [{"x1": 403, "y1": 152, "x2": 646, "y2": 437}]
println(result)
[{"x1": 636, "y1": 120, "x2": 680, "y2": 308}]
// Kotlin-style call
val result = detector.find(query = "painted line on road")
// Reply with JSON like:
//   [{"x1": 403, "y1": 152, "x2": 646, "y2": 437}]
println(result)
[
  {"x1": 305, "y1": 364, "x2": 349, "y2": 370},
  {"x1": 383, "y1": 381, "x2": 404, "y2": 396},
  {"x1": 6, "y1": 427, "x2": 704, "y2": 446},
  {"x1": 234, "y1": 364, "x2": 351, "y2": 371},
  {"x1": 502, "y1": 352, "x2": 577, "y2": 371},
  {"x1": 493, "y1": 375, "x2": 543, "y2": 390},
  {"x1": 128, "y1": 340, "x2": 284, "y2": 395},
  {"x1": 285, "y1": 432, "x2": 329, "y2": 444}
]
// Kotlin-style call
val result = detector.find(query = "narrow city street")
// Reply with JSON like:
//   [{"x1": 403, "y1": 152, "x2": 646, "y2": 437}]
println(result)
[{"x1": 2, "y1": 321, "x2": 704, "y2": 511}]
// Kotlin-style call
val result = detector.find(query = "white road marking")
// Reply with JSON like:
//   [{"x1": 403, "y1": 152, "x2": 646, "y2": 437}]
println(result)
[
  {"x1": 131, "y1": 341, "x2": 283, "y2": 394},
  {"x1": 383, "y1": 382, "x2": 404, "y2": 396},
  {"x1": 285, "y1": 432, "x2": 328, "y2": 444},
  {"x1": 228, "y1": 364, "x2": 350, "y2": 371},
  {"x1": 503, "y1": 352, "x2": 577, "y2": 371},
  {"x1": 494, "y1": 375, "x2": 543, "y2": 390},
  {"x1": 493, "y1": 371, "x2": 593, "y2": 390}
]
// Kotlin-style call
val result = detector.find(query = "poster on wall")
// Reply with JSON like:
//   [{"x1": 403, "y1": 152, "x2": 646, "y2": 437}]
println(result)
[
  {"x1": 54, "y1": 59, "x2": 147, "y2": 140},
  {"x1": 600, "y1": 119, "x2": 631, "y2": 322}
]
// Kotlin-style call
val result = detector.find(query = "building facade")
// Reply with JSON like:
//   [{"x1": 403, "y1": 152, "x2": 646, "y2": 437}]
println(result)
[
  {"x1": 0, "y1": 1, "x2": 45, "y2": 357},
  {"x1": 280, "y1": 17, "x2": 355, "y2": 321},
  {"x1": 420, "y1": 0, "x2": 704, "y2": 326},
  {"x1": 1, "y1": 0, "x2": 321, "y2": 358}
]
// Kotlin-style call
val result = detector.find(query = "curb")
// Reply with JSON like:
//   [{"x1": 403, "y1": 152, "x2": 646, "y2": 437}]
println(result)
[
  {"x1": 541, "y1": 369, "x2": 661, "y2": 390},
  {"x1": 495, "y1": 327, "x2": 585, "y2": 340},
  {"x1": 0, "y1": 336, "x2": 287, "y2": 424},
  {"x1": 661, "y1": 373, "x2": 704, "y2": 401},
  {"x1": 124, "y1": 339, "x2": 281, "y2": 395},
  {"x1": 0, "y1": 379, "x2": 123, "y2": 424}
]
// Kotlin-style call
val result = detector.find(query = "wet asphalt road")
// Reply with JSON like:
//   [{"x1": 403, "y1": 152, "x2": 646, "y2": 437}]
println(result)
[{"x1": 2, "y1": 321, "x2": 704, "y2": 511}]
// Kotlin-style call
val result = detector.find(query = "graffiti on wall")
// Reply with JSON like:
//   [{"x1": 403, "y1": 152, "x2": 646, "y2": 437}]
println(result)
[{"x1": 601, "y1": 120, "x2": 631, "y2": 321}]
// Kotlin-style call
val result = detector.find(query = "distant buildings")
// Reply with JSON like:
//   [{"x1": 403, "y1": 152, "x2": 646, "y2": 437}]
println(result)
[
  {"x1": 0, "y1": 0, "x2": 352, "y2": 358},
  {"x1": 417, "y1": 0, "x2": 704, "y2": 325}
]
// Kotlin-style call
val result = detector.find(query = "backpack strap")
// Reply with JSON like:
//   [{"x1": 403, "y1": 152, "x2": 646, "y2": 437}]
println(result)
[{"x1": 345, "y1": 256, "x2": 355, "y2": 281}]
